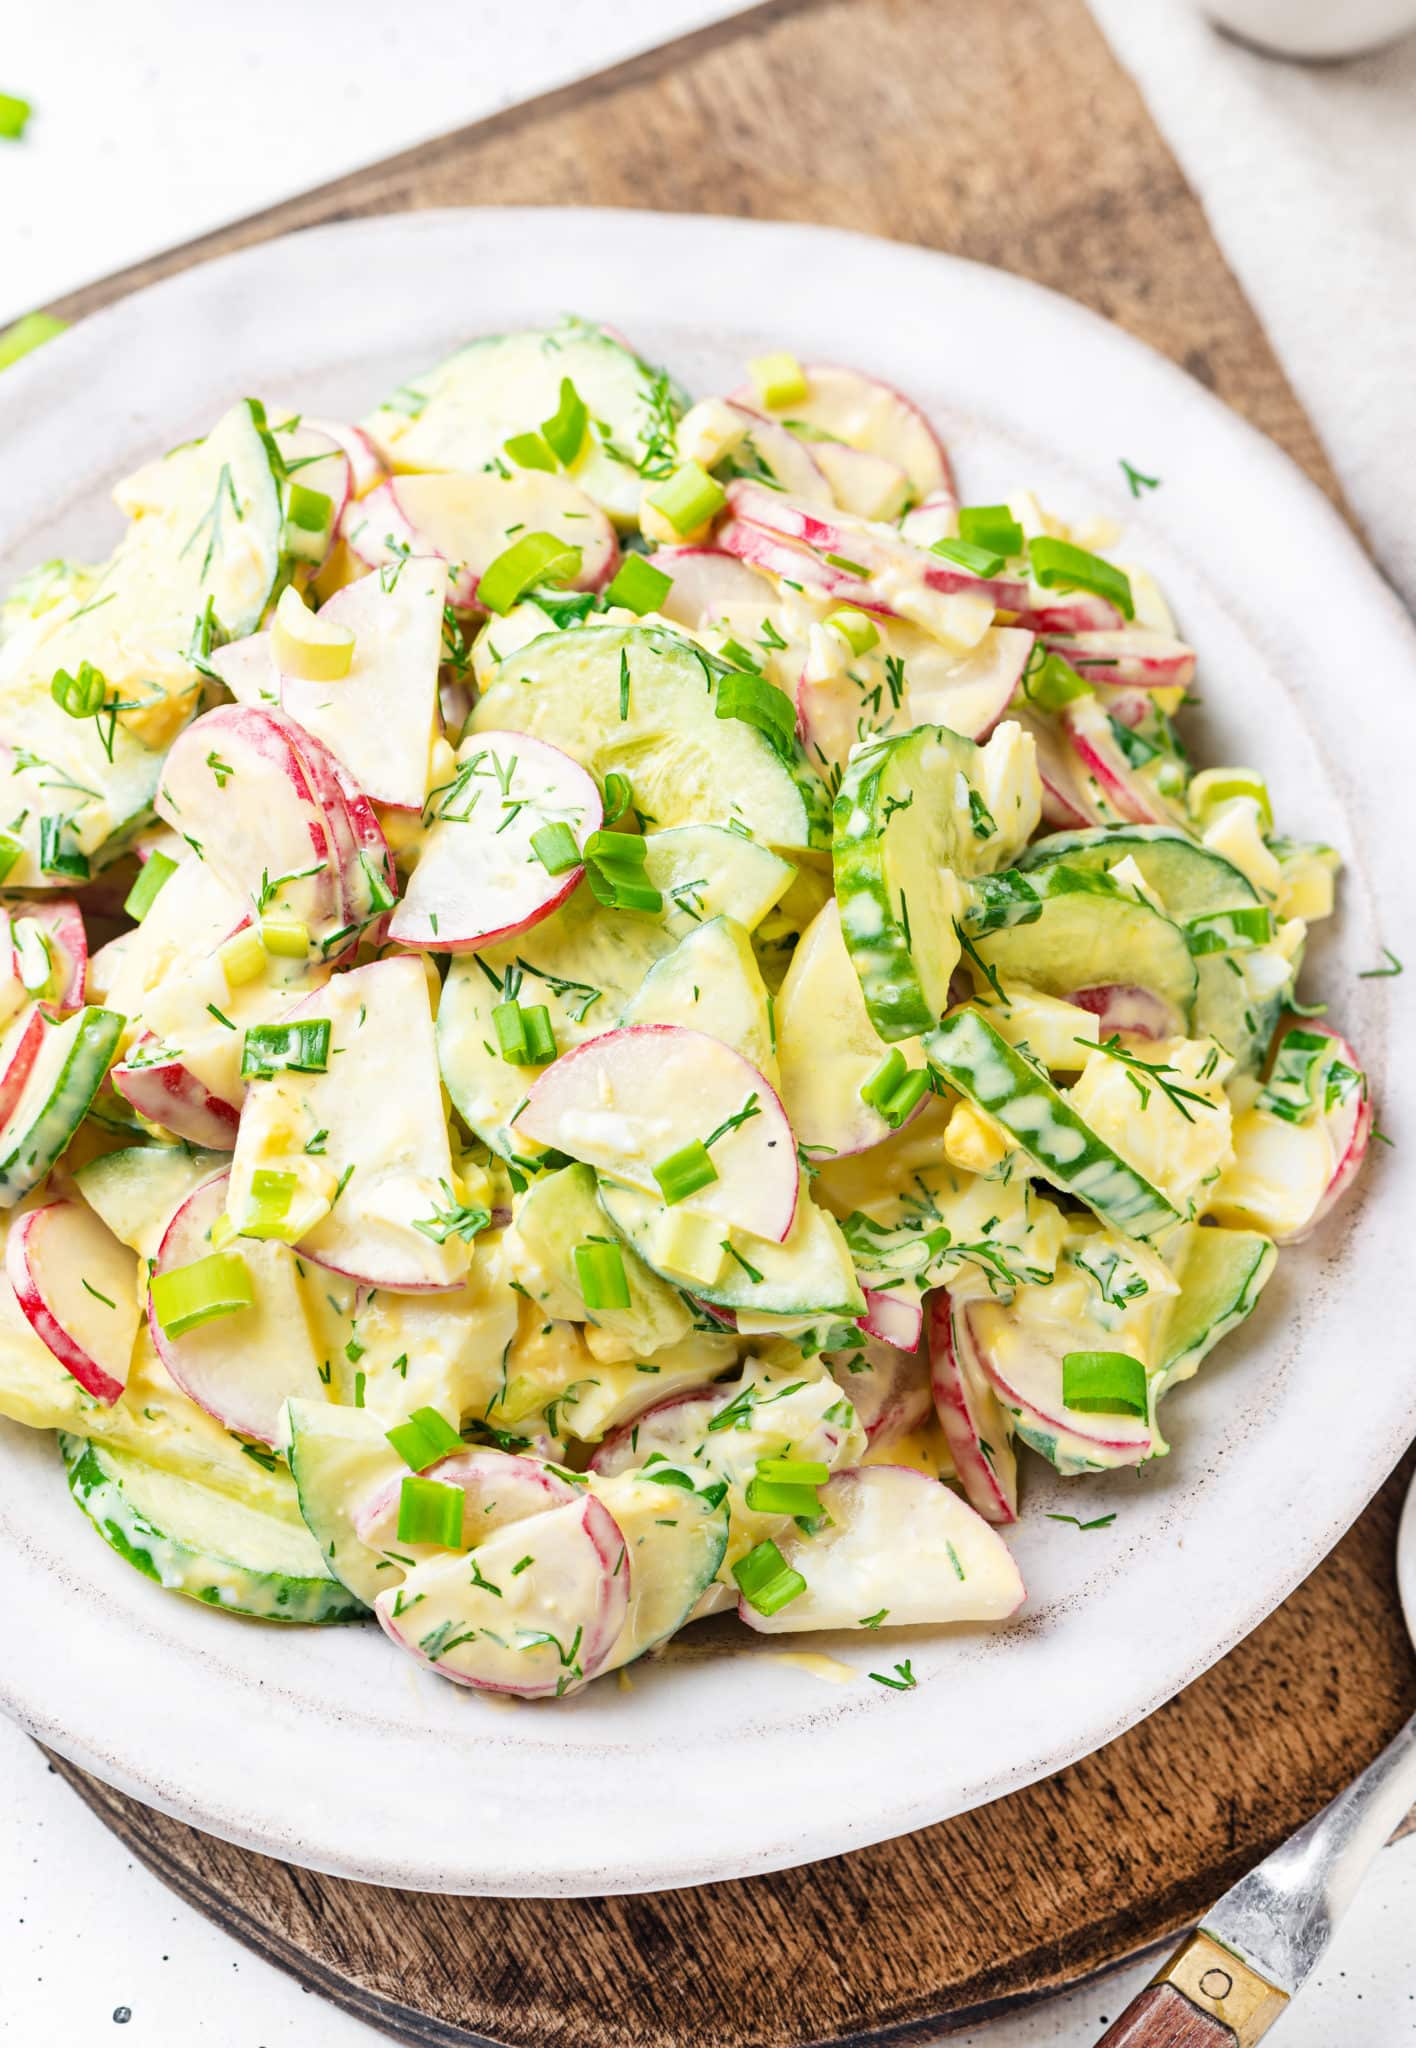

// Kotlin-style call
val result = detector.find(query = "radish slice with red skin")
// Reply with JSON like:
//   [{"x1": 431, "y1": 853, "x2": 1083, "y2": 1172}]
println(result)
[
  {"x1": 965, "y1": 1296, "x2": 1159, "y2": 1467},
  {"x1": 6, "y1": 1197, "x2": 140, "y2": 1405},
  {"x1": 147, "y1": 1172, "x2": 328, "y2": 1443},
  {"x1": 814, "y1": 440, "x2": 912, "y2": 522},
  {"x1": 303, "y1": 417, "x2": 387, "y2": 498},
  {"x1": 344, "y1": 471, "x2": 618, "y2": 608},
  {"x1": 354, "y1": 1449, "x2": 580, "y2": 1560},
  {"x1": 388, "y1": 731, "x2": 602, "y2": 952},
  {"x1": 209, "y1": 632, "x2": 280, "y2": 710},
  {"x1": 796, "y1": 627, "x2": 1029, "y2": 778},
  {"x1": 589, "y1": 1386, "x2": 726, "y2": 1477},
  {"x1": 737, "y1": 1463, "x2": 1023, "y2": 1634},
  {"x1": 1014, "y1": 589, "x2": 1127, "y2": 634},
  {"x1": 258, "y1": 705, "x2": 395, "y2": 937},
  {"x1": 832, "y1": 1333, "x2": 931, "y2": 1444},
  {"x1": 928, "y1": 1292, "x2": 1018, "y2": 1525},
  {"x1": 516, "y1": 1025, "x2": 799, "y2": 1243},
  {"x1": 901, "y1": 625, "x2": 1035, "y2": 741},
  {"x1": 374, "y1": 1492, "x2": 629, "y2": 1697},
  {"x1": 733, "y1": 363, "x2": 953, "y2": 503},
  {"x1": 858, "y1": 1289, "x2": 924, "y2": 1353},
  {"x1": 0, "y1": 1007, "x2": 49, "y2": 1129},
  {"x1": 112, "y1": 1040, "x2": 242, "y2": 1150},
  {"x1": 653, "y1": 546, "x2": 780, "y2": 634},
  {"x1": 900, "y1": 491, "x2": 962, "y2": 549},
  {"x1": 1061, "y1": 696, "x2": 1172, "y2": 826},
  {"x1": 1006, "y1": 704, "x2": 1106, "y2": 830},
  {"x1": 21, "y1": 900, "x2": 87, "y2": 1012},
  {"x1": 1043, "y1": 629, "x2": 1195, "y2": 691},
  {"x1": 718, "y1": 517, "x2": 993, "y2": 647},
  {"x1": 719, "y1": 403, "x2": 833, "y2": 502},
  {"x1": 1307, "y1": 1028, "x2": 1373, "y2": 1235},
  {"x1": 1070, "y1": 984, "x2": 1181, "y2": 1042}
]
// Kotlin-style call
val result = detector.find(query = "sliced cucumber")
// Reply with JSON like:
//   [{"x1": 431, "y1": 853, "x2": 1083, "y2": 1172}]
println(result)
[
  {"x1": 364, "y1": 317, "x2": 686, "y2": 526},
  {"x1": 588, "y1": 1464, "x2": 728, "y2": 1670},
  {"x1": 621, "y1": 915, "x2": 776, "y2": 1077},
  {"x1": 61, "y1": 1433, "x2": 362, "y2": 1624},
  {"x1": 1156, "y1": 1223, "x2": 1276, "y2": 1397},
  {"x1": 73, "y1": 1144, "x2": 226, "y2": 1259},
  {"x1": 510, "y1": 1162, "x2": 692, "y2": 1356},
  {"x1": 0, "y1": 1008, "x2": 124, "y2": 1208},
  {"x1": 971, "y1": 864, "x2": 1196, "y2": 1025},
  {"x1": 925, "y1": 1008, "x2": 1181, "y2": 1239},
  {"x1": 472, "y1": 625, "x2": 828, "y2": 853},
  {"x1": 599, "y1": 1174, "x2": 864, "y2": 1319},
  {"x1": 1019, "y1": 825, "x2": 1261, "y2": 917},
  {"x1": 283, "y1": 1395, "x2": 409, "y2": 1607}
]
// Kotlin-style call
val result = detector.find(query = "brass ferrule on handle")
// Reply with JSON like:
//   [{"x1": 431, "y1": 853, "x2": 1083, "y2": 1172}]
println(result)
[{"x1": 1152, "y1": 1931, "x2": 1289, "y2": 2045}]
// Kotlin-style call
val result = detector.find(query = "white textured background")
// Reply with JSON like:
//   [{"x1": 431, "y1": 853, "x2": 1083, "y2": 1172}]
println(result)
[{"x1": 3, "y1": 3, "x2": 1416, "y2": 2042}]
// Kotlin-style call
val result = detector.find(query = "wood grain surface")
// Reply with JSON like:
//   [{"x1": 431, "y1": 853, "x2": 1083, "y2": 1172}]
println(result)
[
  {"x1": 1095, "y1": 1987, "x2": 1237, "y2": 2048},
  {"x1": 39, "y1": 0, "x2": 1408, "y2": 2040}
]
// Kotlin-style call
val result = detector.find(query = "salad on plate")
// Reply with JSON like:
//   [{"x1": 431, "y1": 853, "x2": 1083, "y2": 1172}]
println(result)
[{"x1": 0, "y1": 318, "x2": 1371, "y2": 1699}]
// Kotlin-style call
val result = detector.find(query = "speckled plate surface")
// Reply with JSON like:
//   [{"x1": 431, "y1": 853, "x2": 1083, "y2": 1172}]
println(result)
[{"x1": 0, "y1": 209, "x2": 1411, "y2": 1898}]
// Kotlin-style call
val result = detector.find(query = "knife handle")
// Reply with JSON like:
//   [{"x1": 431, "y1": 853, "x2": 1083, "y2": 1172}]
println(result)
[{"x1": 1093, "y1": 1931, "x2": 1288, "y2": 2047}]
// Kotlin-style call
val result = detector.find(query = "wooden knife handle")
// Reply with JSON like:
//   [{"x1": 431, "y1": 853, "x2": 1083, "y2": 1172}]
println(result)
[
  {"x1": 1096, "y1": 1984, "x2": 1238, "y2": 2046},
  {"x1": 1092, "y1": 1932, "x2": 1289, "y2": 2048}
]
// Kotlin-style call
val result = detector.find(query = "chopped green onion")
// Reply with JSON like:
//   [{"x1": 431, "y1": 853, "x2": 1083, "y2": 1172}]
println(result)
[
  {"x1": 931, "y1": 536, "x2": 1005, "y2": 578},
  {"x1": 601, "y1": 772, "x2": 634, "y2": 825},
  {"x1": 541, "y1": 377, "x2": 588, "y2": 467},
  {"x1": 219, "y1": 925, "x2": 266, "y2": 988},
  {"x1": 1028, "y1": 537, "x2": 1134, "y2": 620},
  {"x1": 520, "y1": 1004, "x2": 557, "y2": 1065},
  {"x1": 583, "y1": 829, "x2": 648, "y2": 867},
  {"x1": 503, "y1": 431, "x2": 557, "y2": 473},
  {"x1": 744, "y1": 1475, "x2": 821, "y2": 1517},
  {"x1": 0, "y1": 94, "x2": 32, "y2": 141},
  {"x1": 240, "y1": 1018, "x2": 332, "y2": 1079},
  {"x1": 260, "y1": 917, "x2": 310, "y2": 958},
  {"x1": 957, "y1": 504, "x2": 1025, "y2": 557},
  {"x1": 271, "y1": 584, "x2": 354, "y2": 680},
  {"x1": 574, "y1": 1240, "x2": 631, "y2": 1313},
  {"x1": 732, "y1": 1538, "x2": 806, "y2": 1616},
  {"x1": 879, "y1": 1067, "x2": 929, "y2": 1128},
  {"x1": 0, "y1": 311, "x2": 66, "y2": 372},
  {"x1": 860, "y1": 1048, "x2": 907, "y2": 1112},
  {"x1": 396, "y1": 1474, "x2": 464, "y2": 1549},
  {"x1": 387, "y1": 1405, "x2": 465, "y2": 1473},
  {"x1": 38, "y1": 816, "x2": 88, "y2": 880},
  {"x1": 1188, "y1": 767, "x2": 1273, "y2": 831},
  {"x1": 828, "y1": 608, "x2": 880, "y2": 656},
  {"x1": 239, "y1": 1168, "x2": 297, "y2": 1241},
  {"x1": 604, "y1": 553, "x2": 673, "y2": 616},
  {"x1": 150, "y1": 1251, "x2": 254, "y2": 1338},
  {"x1": 530, "y1": 821, "x2": 582, "y2": 876},
  {"x1": 283, "y1": 484, "x2": 334, "y2": 564},
  {"x1": 1258, "y1": 1027, "x2": 1339, "y2": 1126},
  {"x1": 477, "y1": 532, "x2": 584, "y2": 616},
  {"x1": 748, "y1": 352, "x2": 809, "y2": 410},
  {"x1": 1061, "y1": 1349, "x2": 1148, "y2": 1418},
  {"x1": 716, "y1": 670, "x2": 796, "y2": 757},
  {"x1": 757, "y1": 1458, "x2": 830, "y2": 1486},
  {"x1": 50, "y1": 659, "x2": 107, "y2": 718},
  {"x1": 1186, "y1": 906, "x2": 1274, "y2": 955},
  {"x1": 124, "y1": 850, "x2": 178, "y2": 923},
  {"x1": 586, "y1": 862, "x2": 663, "y2": 913},
  {"x1": 647, "y1": 462, "x2": 726, "y2": 537},
  {"x1": 1024, "y1": 650, "x2": 1093, "y2": 713},
  {"x1": 653, "y1": 1140, "x2": 718, "y2": 1206},
  {"x1": 493, "y1": 999, "x2": 529, "y2": 1064},
  {"x1": 0, "y1": 834, "x2": 22, "y2": 885}
]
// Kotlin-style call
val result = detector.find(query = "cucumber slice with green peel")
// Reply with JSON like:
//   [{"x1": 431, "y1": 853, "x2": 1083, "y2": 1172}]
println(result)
[
  {"x1": 472, "y1": 625, "x2": 829, "y2": 853},
  {"x1": 832, "y1": 722, "x2": 1037, "y2": 1041},
  {"x1": 60, "y1": 1433, "x2": 363, "y2": 1624},
  {"x1": 282, "y1": 1395, "x2": 410, "y2": 1607},
  {"x1": 510, "y1": 1162, "x2": 693, "y2": 1357},
  {"x1": 0, "y1": 1007, "x2": 124, "y2": 1209},
  {"x1": 599, "y1": 1174, "x2": 865, "y2": 1320},
  {"x1": 925, "y1": 1008, "x2": 1182, "y2": 1239},
  {"x1": 587, "y1": 1464, "x2": 729, "y2": 1672},
  {"x1": 970, "y1": 864, "x2": 1197, "y2": 1027},
  {"x1": 364, "y1": 317, "x2": 686, "y2": 527},
  {"x1": 1018, "y1": 825, "x2": 1262, "y2": 918},
  {"x1": 73, "y1": 1145, "x2": 225, "y2": 1258},
  {"x1": 1155, "y1": 1222, "x2": 1277, "y2": 1399},
  {"x1": 621, "y1": 915, "x2": 777, "y2": 1078}
]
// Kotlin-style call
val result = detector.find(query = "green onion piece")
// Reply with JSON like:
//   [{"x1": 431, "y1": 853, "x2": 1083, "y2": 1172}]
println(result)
[
  {"x1": 0, "y1": 93, "x2": 31, "y2": 141},
  {"x1": 957, "y1": 504, "x2": 1025, "y2": 557},
  {"x1": 574, "y1": 1240, "x2": 631, "y2": 1313},
  {"x1": 860, "y1": 1048, "x2": 908, "y2": 1112},
  {"x1": 284, "y1": 484, "x2": 334, "y2": 562},
  {"x1": 396, "y1": 1474, "x2": 465, "y2": 1549},
  {"x1": 359, "y1": 852, "x2": 397, "y2": 916},
  {"x1": 828, "y1": 608, "x2": 880, "y2": 656},
  {"x1": 732, "y1": 1538, "x2": 807, "y2": 1616},
  {"x1": 880, "y1": 1066, "x2": 929, "y2": 1128},
  {"x1": 604, "y1": 553, "x2": 673, "y2": 616},
  {"x1": 653, "y1": 1140, "x2": 719, "y2": 1206},
  {"x1": 601, "y1": 772, "x2": 634, "y2": 825},
  {"x1": 240, "y1": 1018, "x2": 332, "y2": 1079},
  {"x1": 931, "y1": 536, "x2": 1005, "y2": 578},
  {"x1": 123, "y1": 850, "x2": 178, "y2": 923},
  {"x1": 1024, "y1": 650, "x2": 1093, "y2": 713},
  {"x1": 715, "y1": 670, "x2": 796, "y2": 757},
  {"x1": 387, "y1": 1406, "x2": 464, "y2": 1473},
  {"x1": 1188, "y1": 767, "x2": 1274, "y2": 831},
  {"x1": 493, "y1": 999, "x2": 530, "y2": 1064},
  {"x1": 541, "y1": 377, "x2": 588, "y2": 467},
  {"x1": 585, "y1": 861, "x2": 663, "y2": 914},
  {"x1": 50, "y1": 659, "x2": 107, "y2": 719},
  {"x1": 1258, "y1": 1026, "x2": 1337, "y2": 1126},
  {"x1": 38, "y1": 816, "x2": 88, "y2": 880},
  {"x1": 478, "y1": 532, "x2": 584, "y2": 616},
  {"x1": 260, "y1": 917, "x2": 310, "y2": 958},
  {"x1": 239, "y1": 1168, "x2": 297, "y2": 1241},
  {"x1": 150, "y1": 1251, "x2": 254, "y2": 1339},
  {"x1": 1186, "y1": 905, "x2": 1275, "y2": 955},
  {"x1": 503, "y1": 431, "x2": 557, "y2": 473},
  {"x1": 748, "y1": 352, "x2": 809, "y2": 410},
  {"x1": 530, "y1": 821, "x2": 582, "y2": 876},
  {"x1": 583, "y1": 828, "x2": 648, "y2": 867},
  {"x1": 757, "y1": 1457, "x2": 830, "y2": 1486},
  {"x1": 1061, "y1": 1349, "x2": 1148, "y2": 1418},
  {"x1": 744, "y1": 1476, "x2": 821, "y2": 1517},
  {"x1": 0, "y1": 311, "x2": 67, "y2": 372},
  {"x1": 0, "y1": 834, "x2": 22, "y2": 885},
  {"x1": 1028, "y1": 537, "x2": 1134, "y2": 620},
  {"x1": 647, "y1": 462, "x2": 726, "y2": 538},
  {"x1": 520, "y1": 1003, "x2": 557, "y2": 1066}
]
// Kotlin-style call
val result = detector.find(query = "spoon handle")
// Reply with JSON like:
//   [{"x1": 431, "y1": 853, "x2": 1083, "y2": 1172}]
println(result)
[{"x1": 1095, "y1": 1980, "x2": 1237, "y2": 2045}]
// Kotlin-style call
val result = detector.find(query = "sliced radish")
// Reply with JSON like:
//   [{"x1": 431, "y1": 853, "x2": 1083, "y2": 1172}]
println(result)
[
  {"x1": 1006, "y1": 704, "x2": 1107, "y2": 830},
  {"x1": 589, "y1": 1385, "x2": 726, "y2": 1477},
  {"x1": 209, "y1": 632, "x2": 281, "y2": 709},
  {"x1": 900, "y1": 492, "x2": 961, "y2": 549},
  {"x1": 112, "y1": 1039, "x2": 242, "y2": 1150},
  {"x1": 734, "y1": 363, "x2": 953, "y2": 502},
  {"x1": 927, "y1": 1292, "x2": 1018, "y2": 1525},
  {"x1": 279, "y1": 557, "x2": 442, "y2": 811},
  {"x1": 1043, "y1": 629, "x2": 1195, "y2": 691},
  {"x1": 966, "y1": 1297, "x2": 1159, "y2": 1468},
  {"x1": 720, "y1": 403, "x2": 833, "y2": 502},
  {"x1": 388, "y1": 731, "x2": 602, "y2": 952},
  {"x1": 374, "y1": 1492, "x2": 629, "y2": 1697},
  {"x1": 343, "y1": 471, "x2": 618, "y2": 608},
  {"x1": 21, "y1": 900, "x2": 87, "y2": 1012},
  {"x1": 354, "y1": 1448, "x2": 579, "y2": 1562},
  {"x1": 0, "y1": 917, "x2": 25, "y2": 1033},
  {"x1": 814, "y1": 440, "x2": 912, "y2": 522},
  {"x1": 1014, "y1": 588, "x2": 1127, "y2": 633},
  {"x1": 738, "y1": 1464, "x2": 1023, "y2": 1634},
  {"x1": 858, "y1": 1290, "x2": 924, "y2": 1354},
  {"x1": 1061, "y1": 696, "x2": 1171, "y2": 826},
  {"x1": 0, "y1": 1006, "x2": 50, "y2": 1129},
  {"x1": 718, "y1": 517, "x2": 995, "y2": 648},
  {"x1": 6, "y1": 1196, "x2": 140, "y2": 1404},
  {"x1": 147, "y1": 1172, "x2": 328, "y2": 1443},
  {"x1": 901, "y1": 625, "x2": 1035, "y2": 740},
  {"x1": 653, "y1": 546, "x2": 780, "y2": 636},
  {"x1": 303, "y1": 417, "x2": 388, "y2": 498},
  {"x1": 1212, "y1": 1027, "x2": 1372, "y2": 1245},
  {"x1": 1070, "y1": 984, "x2": 1181, "y2": 1041},
  {"x1": 1309, "y1": 1029, "x2": 1373, "y2": 1233},
  {"x1": 833, "y1": 1332, "x2": 931, "y2": 1443},
  {"x1": 258, "y1": 705, "x2": 394, "y2": 938},
  {"x1": 514, "y1": 1025, "x2": 798, "y2": 1243}
]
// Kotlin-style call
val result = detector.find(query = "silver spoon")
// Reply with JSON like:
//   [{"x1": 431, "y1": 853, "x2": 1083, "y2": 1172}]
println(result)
[{"x1": 1094, "y1": 1470, "x2": 1416, "y2": 2045}]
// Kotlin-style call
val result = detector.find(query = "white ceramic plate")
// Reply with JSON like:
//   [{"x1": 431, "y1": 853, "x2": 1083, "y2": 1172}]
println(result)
[{"x1": 1, "y1": 209, "x2": 1411, "y2": 1898}]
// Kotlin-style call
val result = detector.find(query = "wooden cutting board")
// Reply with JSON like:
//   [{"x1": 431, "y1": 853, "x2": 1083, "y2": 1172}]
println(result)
[{"x1": 39, "y1": 0, "x2": 1414, "y2": 2039}]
